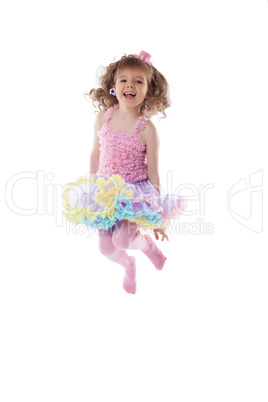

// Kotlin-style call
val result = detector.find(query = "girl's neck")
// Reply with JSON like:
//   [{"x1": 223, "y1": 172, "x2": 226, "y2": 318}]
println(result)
[{"x1": 117, "y1": 104, "x2": 143, "y2": 120}]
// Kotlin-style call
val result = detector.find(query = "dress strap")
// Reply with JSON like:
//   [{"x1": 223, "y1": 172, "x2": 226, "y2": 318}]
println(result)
[
  {"x1": 134, "y1": 109, "x2": 149, "y2": 135},
  {"x1": 103, "y1": 103, "x2": 119, "y2": 125}
]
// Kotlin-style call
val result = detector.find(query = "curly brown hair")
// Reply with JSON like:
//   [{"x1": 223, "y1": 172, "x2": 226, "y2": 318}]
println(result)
[{"x1": 84, "y1": 53, "x2": 171, "y2": 119}]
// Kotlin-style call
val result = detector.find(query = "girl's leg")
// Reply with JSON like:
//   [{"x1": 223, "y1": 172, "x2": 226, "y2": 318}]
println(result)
[
  {"x1": 112, "y1": 219, "x2": 147, "y2": 250},
  {"x1": 112, "y1": 220, "x2": 167, "y2": 271},
  {"x1": 97, "y1": 227, "x2": 136, "y2": 294}
]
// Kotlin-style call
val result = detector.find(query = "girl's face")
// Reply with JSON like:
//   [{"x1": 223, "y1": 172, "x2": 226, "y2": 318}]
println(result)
[{"x1": 113, "y1": 67, "x2": 149, "y2": 109}]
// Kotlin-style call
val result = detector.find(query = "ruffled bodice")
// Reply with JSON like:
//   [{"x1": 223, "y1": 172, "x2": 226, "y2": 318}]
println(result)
[{"x1": 96, "y1": 104, "x2": 148, "y2": 182}]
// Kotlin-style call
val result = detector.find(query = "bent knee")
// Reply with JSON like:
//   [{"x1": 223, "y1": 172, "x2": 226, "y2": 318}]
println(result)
[
  {"x1": 112, "y1": 220, "x2": 136, "y2": 249},
  {"x1": 98, "y1": 237, "x2": 113, "y2": 256},
  {"x1": 112, "y1": 234, "x2": 131, "y2": 250}
]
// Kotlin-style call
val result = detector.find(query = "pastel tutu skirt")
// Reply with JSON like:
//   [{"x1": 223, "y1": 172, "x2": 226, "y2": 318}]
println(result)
[{"x1": 62, "y1": 174, "x2": 188, "y2": 231}]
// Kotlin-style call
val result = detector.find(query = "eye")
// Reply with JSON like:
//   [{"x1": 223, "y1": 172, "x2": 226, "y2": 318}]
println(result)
[{"x1": 119, "y1": 79, "x2": 143, "y2": 84}]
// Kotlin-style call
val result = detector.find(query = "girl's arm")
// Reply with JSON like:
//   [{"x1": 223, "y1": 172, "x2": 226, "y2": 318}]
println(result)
[
  {"x1": 90, "y1": 111, "x2": 105, "y2": 174},
  {"x1": 145, "y1": 122, "x2": 161, "y2": 195}
]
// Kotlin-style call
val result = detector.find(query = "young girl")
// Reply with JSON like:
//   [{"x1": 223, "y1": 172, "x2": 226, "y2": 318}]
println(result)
[{"x1": 62, "y1": 50, "x2": 187, "y2": 295}]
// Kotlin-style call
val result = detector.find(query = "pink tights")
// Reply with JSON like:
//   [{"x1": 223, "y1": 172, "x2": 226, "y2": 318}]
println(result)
[{"x1": 97, "y1": 219, "x2": 167, "y2": 294}]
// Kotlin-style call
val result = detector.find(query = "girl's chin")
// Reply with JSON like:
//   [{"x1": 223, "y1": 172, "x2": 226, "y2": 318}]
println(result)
[{"x1": 119, "y1": 97, "x2": 144, "y2": 106}]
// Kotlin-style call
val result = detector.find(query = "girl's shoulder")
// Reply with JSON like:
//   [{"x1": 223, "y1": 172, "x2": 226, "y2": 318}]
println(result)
[
  {"x1": 141, "y1": 118, "x2": 158, "y2": 147},
  {"x1": 97, "y1": 109, "x2": 106, "y2": 120},
  {"x1": 94, "y1": 109, "x2": 107, "y2": 131},
  {"x1": 143, "y1": 118, "x2": 157, "y2": 136}
]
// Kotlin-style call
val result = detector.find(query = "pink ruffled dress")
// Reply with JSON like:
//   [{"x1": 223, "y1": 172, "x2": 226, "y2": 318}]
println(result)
[{"x1": 62, "y1": 103, "x2": 187, "y2": 231}]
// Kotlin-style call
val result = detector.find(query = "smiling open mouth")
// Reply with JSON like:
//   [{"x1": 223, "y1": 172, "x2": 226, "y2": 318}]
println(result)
[{"x1": 123, "y1": 92, "x2": 136, "y2": 99}]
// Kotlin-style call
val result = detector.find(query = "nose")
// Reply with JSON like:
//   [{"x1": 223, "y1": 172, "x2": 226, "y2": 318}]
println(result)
[{"x1": 127, "y1": 83, "x2": 134, "y2": 88}]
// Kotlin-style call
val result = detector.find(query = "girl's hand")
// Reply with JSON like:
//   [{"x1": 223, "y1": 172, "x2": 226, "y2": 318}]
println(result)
[{"x1": 153, "y1": 228, "x2": 169, "y2": 242}]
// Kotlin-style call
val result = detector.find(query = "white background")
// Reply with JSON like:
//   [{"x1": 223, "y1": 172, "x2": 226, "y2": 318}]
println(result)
[{"x1": 1, "y1": 0, "x2": 267, "y2": 401}]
